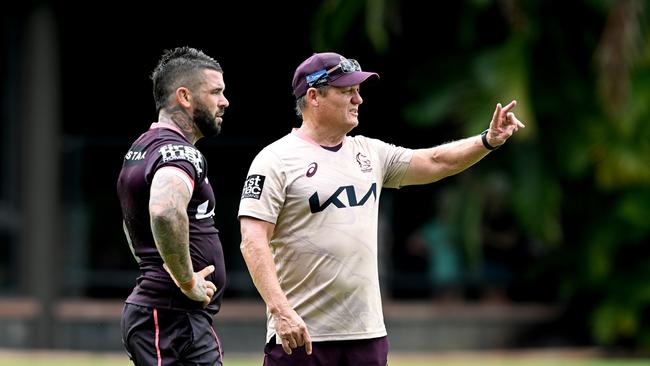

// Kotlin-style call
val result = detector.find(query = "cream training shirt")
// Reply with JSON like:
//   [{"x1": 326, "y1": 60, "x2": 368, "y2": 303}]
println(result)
[{"x1": 238, "y1": 130, "x2": 413, "y2": 343}]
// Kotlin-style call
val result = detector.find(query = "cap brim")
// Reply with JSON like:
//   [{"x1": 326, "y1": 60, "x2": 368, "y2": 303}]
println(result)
[{"x1": 329, "y1": 71, "x2": 379, "y2": 87}]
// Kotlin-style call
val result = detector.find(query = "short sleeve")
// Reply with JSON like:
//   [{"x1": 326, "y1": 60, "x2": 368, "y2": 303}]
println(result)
[
  {"x1": 146, "y1": 143, "x2": 205, "y2": 188},
  {"x1": 238, "y1": 149, "x2": 286, "y2": 224},
  {"x1": 365, "y1": 137, "x2": 413, "y2": 188}
]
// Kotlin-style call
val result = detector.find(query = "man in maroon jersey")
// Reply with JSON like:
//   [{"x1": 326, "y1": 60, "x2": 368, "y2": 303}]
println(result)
[{"x1": 117, "y1": 46, "x2": 229, "y2": 366}]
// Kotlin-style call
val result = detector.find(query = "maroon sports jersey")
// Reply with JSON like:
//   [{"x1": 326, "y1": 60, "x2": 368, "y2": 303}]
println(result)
[{"x1": 117, "y1": 123, "x2": 226, "y2": 315}]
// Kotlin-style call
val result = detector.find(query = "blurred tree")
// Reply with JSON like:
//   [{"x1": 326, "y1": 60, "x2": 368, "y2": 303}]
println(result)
[{"x1": 310, "y1": 0, "x2": 650, "y2": 350}]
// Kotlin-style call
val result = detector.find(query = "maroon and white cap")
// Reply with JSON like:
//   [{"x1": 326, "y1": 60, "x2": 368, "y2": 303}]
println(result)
[{"x1": 292, "y1": 52, "x2": 379, "y2": 98}]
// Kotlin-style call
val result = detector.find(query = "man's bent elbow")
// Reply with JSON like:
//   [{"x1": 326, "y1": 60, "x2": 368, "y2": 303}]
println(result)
[{"x1": 150, "y1": 204, "x2": 186, "y2": 226}]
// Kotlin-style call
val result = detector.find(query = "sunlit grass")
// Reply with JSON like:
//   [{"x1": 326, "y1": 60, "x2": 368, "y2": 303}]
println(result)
[{"x1": 0, "y1": 350, "x2": 647, "y2": 366}]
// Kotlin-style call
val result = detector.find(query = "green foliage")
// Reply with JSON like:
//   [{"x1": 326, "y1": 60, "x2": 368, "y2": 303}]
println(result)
[
  {"x1": 310, "y1": 0, "x2": 397, "y2": 53},
  {"x1": 308, "y1": 0, "x2": 650, "y2": 351}
]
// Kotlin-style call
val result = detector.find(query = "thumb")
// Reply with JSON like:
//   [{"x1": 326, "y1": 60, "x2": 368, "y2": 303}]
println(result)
[{"x1": 197, "y1": 265, "x2": 215, "y2": 278}]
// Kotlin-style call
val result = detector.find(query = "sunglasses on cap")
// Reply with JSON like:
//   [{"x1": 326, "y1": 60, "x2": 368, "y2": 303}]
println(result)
[{"x1": 305, "y1": 58, "x2": 362, "y2": 88}]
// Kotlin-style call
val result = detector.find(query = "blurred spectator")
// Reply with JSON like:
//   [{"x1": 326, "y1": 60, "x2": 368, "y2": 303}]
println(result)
[
  {"x1": 478, "y1": 174, "x2": 531, "y2": 302},
  {"x1": 406, "y1": 187, "x2": 464, "y2": 302}
]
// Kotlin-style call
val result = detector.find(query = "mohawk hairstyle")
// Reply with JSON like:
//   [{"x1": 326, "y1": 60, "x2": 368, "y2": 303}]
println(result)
[{"x1": 151, "y1": 46, "x2": 223, "y2": 112}]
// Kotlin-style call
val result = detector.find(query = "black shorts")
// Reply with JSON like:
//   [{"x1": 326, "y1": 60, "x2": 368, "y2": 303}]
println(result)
[
  {"x1": 121, "y1": 303, "x2": 223, "y2": 366},
  {"x1": 263, "y1": 335, "x2": 388, "y2": 366}
]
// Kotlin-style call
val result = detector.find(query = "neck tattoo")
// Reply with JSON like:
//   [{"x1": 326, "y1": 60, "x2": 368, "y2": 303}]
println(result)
[{"x1": 169, "y1": 108, "x2": 197, "y2": 143}]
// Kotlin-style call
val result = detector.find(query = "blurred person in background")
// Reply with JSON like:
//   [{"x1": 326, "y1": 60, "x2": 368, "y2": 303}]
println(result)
[
  {"x1": 238, "y1": 51, "x2": 524, "y2": 366},
  {"x1": 479, "y1": 174, "x2": 532, "y2": 302},
  {"x1": 117, "y1": 46, "x2": 229, "y2": 366},
  {"x1": 405, "y1": 187, "x2": 464, "y2": 301}
]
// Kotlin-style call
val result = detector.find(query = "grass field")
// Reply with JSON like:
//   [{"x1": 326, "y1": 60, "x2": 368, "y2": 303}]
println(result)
[{"x1": 0, "y1": 349, "x2": 648, "y2": 366}]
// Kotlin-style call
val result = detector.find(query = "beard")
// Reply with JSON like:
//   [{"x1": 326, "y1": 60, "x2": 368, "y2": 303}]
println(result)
[{"x1": 193, "y1": 103, "x2": 221, "y2": 138}]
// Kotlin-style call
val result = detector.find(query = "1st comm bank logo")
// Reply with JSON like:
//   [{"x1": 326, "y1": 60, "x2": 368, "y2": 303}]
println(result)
[{"x1": 241, "y1": 174, "x2": 265, "y2": 200}]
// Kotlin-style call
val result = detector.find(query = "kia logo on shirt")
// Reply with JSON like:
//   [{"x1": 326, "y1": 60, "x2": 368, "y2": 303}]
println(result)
[{"x1": 308, "y1": 183, "x2": 377, "y2": 213}]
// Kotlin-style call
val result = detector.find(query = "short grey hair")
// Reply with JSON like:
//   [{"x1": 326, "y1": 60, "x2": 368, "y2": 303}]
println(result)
[{"x1": 294, "y1": 86, "x2": 331, "y2": 117}]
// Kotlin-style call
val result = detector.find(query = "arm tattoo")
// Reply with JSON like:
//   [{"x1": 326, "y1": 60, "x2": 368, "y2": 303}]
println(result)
[{"x1": 149, "y1": 169, "x2": 193, "y2": 283}]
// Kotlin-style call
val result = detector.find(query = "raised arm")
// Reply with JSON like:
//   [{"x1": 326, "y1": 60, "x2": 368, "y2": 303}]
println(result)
[
  {"x1": 401, "y1": 100, "x2": 525, "y2": 186},
  {"x1": 149, "y1": 166, "x2": 216, "y2": 307},
  {"x1": 240, "y1": 216, "x2": 312, "y2": 355}
]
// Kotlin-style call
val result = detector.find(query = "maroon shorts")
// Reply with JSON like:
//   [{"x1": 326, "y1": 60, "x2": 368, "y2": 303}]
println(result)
[
  {"x1": 121, "y1": 303, "x2": 223, "y2": 366},
  {"x1": 263, "y1": 335, "x2": 388, "y2": 366}
]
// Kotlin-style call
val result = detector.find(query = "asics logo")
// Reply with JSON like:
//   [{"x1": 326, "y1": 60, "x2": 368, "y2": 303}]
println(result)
[{"x1": 306, "y1": 162, "x2": 318, "y2": 177}]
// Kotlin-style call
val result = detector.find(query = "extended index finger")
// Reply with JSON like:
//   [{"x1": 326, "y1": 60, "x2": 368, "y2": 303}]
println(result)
[{"x1": 491, "y1": 103, "x2": 502, "y2": 128}]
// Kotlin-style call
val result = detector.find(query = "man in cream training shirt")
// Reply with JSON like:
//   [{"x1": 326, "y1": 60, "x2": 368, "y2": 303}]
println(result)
[{"x1": 238, "y1": 52, "x2": 525, "y2": 366}]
